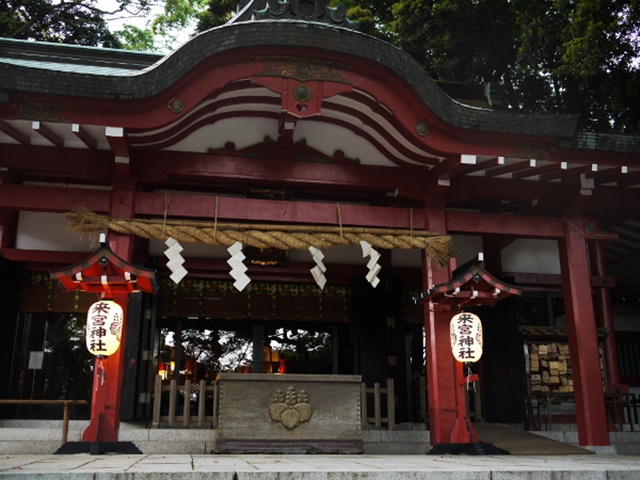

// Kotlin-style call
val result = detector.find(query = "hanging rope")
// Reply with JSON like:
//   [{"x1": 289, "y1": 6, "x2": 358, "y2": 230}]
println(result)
[{"x1": 66, "y1": 208, "x2": 453, "y2": 267}]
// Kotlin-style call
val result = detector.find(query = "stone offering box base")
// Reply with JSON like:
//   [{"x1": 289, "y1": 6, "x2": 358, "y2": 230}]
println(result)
[{"x1": 214, "y1": 373, "x2": 363, "y2": 454}]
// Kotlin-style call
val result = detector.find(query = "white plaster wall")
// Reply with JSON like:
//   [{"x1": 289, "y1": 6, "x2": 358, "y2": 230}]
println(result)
[
  {"x1": 16, "y1": 212, "x2": 95, "y2": 251},
  {"x1": 501, "y1": 238, "x2": 561, "y2": 274}
]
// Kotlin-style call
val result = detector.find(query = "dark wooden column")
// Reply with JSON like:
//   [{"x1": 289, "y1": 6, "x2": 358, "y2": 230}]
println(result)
[
  {"x1": 590, "y1": 239, "x2": 621, "y2": 388},
  {"x1": 422, "y1": 205, "x2": 459, "y2": 444},
  {"x1": 559, "y1": 216, "x2": 609, "y2": 446}
]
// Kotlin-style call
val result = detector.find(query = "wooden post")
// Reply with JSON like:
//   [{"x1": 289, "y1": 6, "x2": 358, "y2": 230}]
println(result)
[
  {"x1": 590, "y1": 239, "x2": 621, "y2": 387},
  {"x1": 360, "y1": 383, "x2": 367, "y2": 428},
  {"x1": 386, "y1": 378, "x2": 395, "y2": 430},
  {"x1": 559, "y1": 216, "x2": 609, "y2": 446},
  {"x1": 152, "y1": 375, "x2": 162, "y2": 428},
  {"x1": 198, "y1": 380, "x2": 206, "y2": 427},
  {"x1": 213, "y1": 383, "x2": 219, "y2": 429},
  {"x1": 423, "y1": 205, "x2": 468, "y2": 445},
  {"x1": 168, "y1": 379, "x2": 177, "y2": 427},
  {"x1": 183, "y1": 380, "x2": 192, "y2": 427},
  {"x1": 419, "y1": 376, "x2": 427, "y2": 424},
  {"x1": 374, "y1": 383, "x2": 381, "y2": 428},
  {"x1": 61, "y1": 402, "x2": 70, "y2": 445},
  {"x1": 82, "y1": 291, "x2": 129, "y2": 443}
]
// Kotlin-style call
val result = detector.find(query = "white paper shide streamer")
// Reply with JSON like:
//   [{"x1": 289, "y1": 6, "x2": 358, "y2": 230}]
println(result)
[
  {"x1": 228, "y1": 241, "x2": 251, "y2": 291},
  {"x1": 165, "y1": 237, "x2": 188, "y2": 284},
  {"x1": 360, "y1": 240, "x2": 381, "y2": 288},
  {"x1": 308, "y1": 246, "x2": 327, "y2": 290}
]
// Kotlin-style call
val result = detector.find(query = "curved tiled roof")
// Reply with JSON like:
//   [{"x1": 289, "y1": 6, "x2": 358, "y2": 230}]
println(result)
[{"x1": 0, "y1": 20, "x2": 579, "y2": 137}]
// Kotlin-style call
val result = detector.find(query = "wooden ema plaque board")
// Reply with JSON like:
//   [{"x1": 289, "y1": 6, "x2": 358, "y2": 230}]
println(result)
[{"x1": 526, "y1": 341, "x2": 605, "y2": 393}]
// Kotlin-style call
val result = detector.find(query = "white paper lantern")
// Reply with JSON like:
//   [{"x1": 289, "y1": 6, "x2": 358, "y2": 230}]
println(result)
[
  {"x1": 86, "y1": 300, "x2": 124, "y2": 357},
  {"x1": 450, "y1": 312, "x2": 483, "y2": 363}
]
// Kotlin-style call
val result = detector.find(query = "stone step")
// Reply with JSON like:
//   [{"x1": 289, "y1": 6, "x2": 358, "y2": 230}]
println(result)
[{"x1": 1, "y1": 421, "x2": 639, "y2": 455}]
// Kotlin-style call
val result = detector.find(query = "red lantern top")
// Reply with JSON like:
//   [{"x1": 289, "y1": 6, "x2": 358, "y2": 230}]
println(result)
[
  {"x1": 49, "y1": 236, "x2": 157, "y2": 296},
  {"x1": 415, "y1": 253, "x2": 521, "y2": 308}
]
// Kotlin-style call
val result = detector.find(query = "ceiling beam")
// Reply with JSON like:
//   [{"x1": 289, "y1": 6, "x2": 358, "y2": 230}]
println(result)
[
  {"x1": 484, "y1": 159, "x2": 532, "y2": 177},
  {"x1": 453, "y1": 156, "x2": 503, "y2": 176},
  {"x1": 538, "y1": 164, "x2": 591, "y2": 182},
  {"x1": 613, "y1": 170, "x2": 640, "y2": 188},
  {"x1": 32, "y1": 121, "x2": 64, "y2": 147},
  {"x1": 418, "y1": 155, "x2": 477, "y2": 191},
  {"x1": 72, "y1": 124, "x2": 98, "y2": 149},
  {"x1": 0, "y1": 120, "x2": 30, "y2": 144},
  {"x1": 106, "y1": 126, "x2": 130, "y2": 176},
  {"x1": 511, "y1": 162, "x2": 564, "y2": 180}
]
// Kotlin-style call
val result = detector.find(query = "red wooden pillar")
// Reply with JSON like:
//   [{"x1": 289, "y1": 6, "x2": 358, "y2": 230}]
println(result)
[
  {"x1": 559, "y1": 216, "x2": 609, "y2": 446},
  {"x1": 82, "y1": 291, "x2": 130, "y2": 442},
  {"x1": 590, "y1": 240, "x2": 621, "y2": 388},
  {"x1": 423, "y1": 205, "x2": 475, "y2": 445},
  {"x1": 82, "y1": 178, "x2": 137, "y2": 443},
  {"x1": 0, "y1": 211, "x2": 17, "y2": 249}
]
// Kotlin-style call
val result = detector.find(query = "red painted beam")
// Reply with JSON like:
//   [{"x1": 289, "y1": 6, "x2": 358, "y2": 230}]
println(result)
[
  {"x1": 32, "y1": 121, "x2": 64, "y2": 148},
  {"x1": 484, "y1": 159, "x2": 532, "y2": 177},
  {"x1": 72, "y1": 124, "x2": 98, "y2": 150},
  {"x1": 447, "y1": 211, "x2": 564, "y2": 238},
  {"x1": 134, "y1": 191, "x2": 429, "y2": 230},
  {"x1": 0, "y1": 184, "x2": 111, "y2": 213},
  {"x1": 0, "y1": 210, "x2": 17, "y2": 249},
  {"x1": 448, "y1": 175, "x2": 572, "y2": 209},
  {"x1": 511, "y1": 162, "x2": 564, "y2": 180},
  {"x1": 0, "y1": 183, "x2": 580, "y2": 238},
  {"x1": 0, "y1": 248, "x2": 88, "y2": 266},
  {"x1": 538, "y1": 164, "x2": 591, "y2": 182},
  {"x1": 0, "y1": 120, "x2": 30, "y2": 144},
  {"x1": 133, "y1": 150, "x2": 421, "y2": 196},
  {"x1": 0, "y1": 144, "x2": 113, "y2": 182}
]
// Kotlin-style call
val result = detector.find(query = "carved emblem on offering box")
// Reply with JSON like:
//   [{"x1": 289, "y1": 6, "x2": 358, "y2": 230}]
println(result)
[{"x1": 269, "y1": 386, "x2": 312, "y2": 429}]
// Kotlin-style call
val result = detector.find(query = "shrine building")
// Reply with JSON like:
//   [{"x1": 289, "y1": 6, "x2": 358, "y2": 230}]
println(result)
[{"x1": 0, "y1": 0, "x2": 639, "y2": 452}]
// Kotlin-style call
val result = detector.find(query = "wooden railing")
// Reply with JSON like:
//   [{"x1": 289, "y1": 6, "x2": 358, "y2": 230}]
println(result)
[
  {"x1": 152, "y1": 376, "x2": 396, "y2": 430},
  {"x1": 360, "y1": 379, "x2": 395, "y2": 430},
  {"x1": 0, "y1": 399, "x2": 88, "y2": 445},
  {"x1": 151, "y1": 376, "x2": 218, "y2": 428}
]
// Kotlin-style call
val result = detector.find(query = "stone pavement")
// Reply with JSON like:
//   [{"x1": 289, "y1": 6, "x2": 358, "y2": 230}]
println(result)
[{"x1": 1, "y1": 454, "x2": 640, "y2": 480}]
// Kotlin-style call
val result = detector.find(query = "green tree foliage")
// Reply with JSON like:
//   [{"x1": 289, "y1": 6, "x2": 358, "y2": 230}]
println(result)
[
  {"x1": 0, "y1": 0, "x2": 148, "y2": 47},
  {"x1": 270, "y1": 328, "x2": 333, "y2": 374},
  {"x1": 392, "y1": 0, "x2": 517, "y2": 84},
  {"x1": 196, "y1": 0, "x2": 236, "y2": 31},
  {"x1": 114, "y1": 24, "x2": 157, "y2": 51},
  {"x1": 389, "y1": 0, "x2": 640, "y2": 133},
  {"x1": 173, "y1": 328, "x2": 253, "y2": 379}
]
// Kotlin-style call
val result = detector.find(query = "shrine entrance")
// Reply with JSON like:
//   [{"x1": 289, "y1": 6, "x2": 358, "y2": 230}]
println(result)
[{"x1": 155, "y1": 318, "x2": 338, "y2": 382}]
